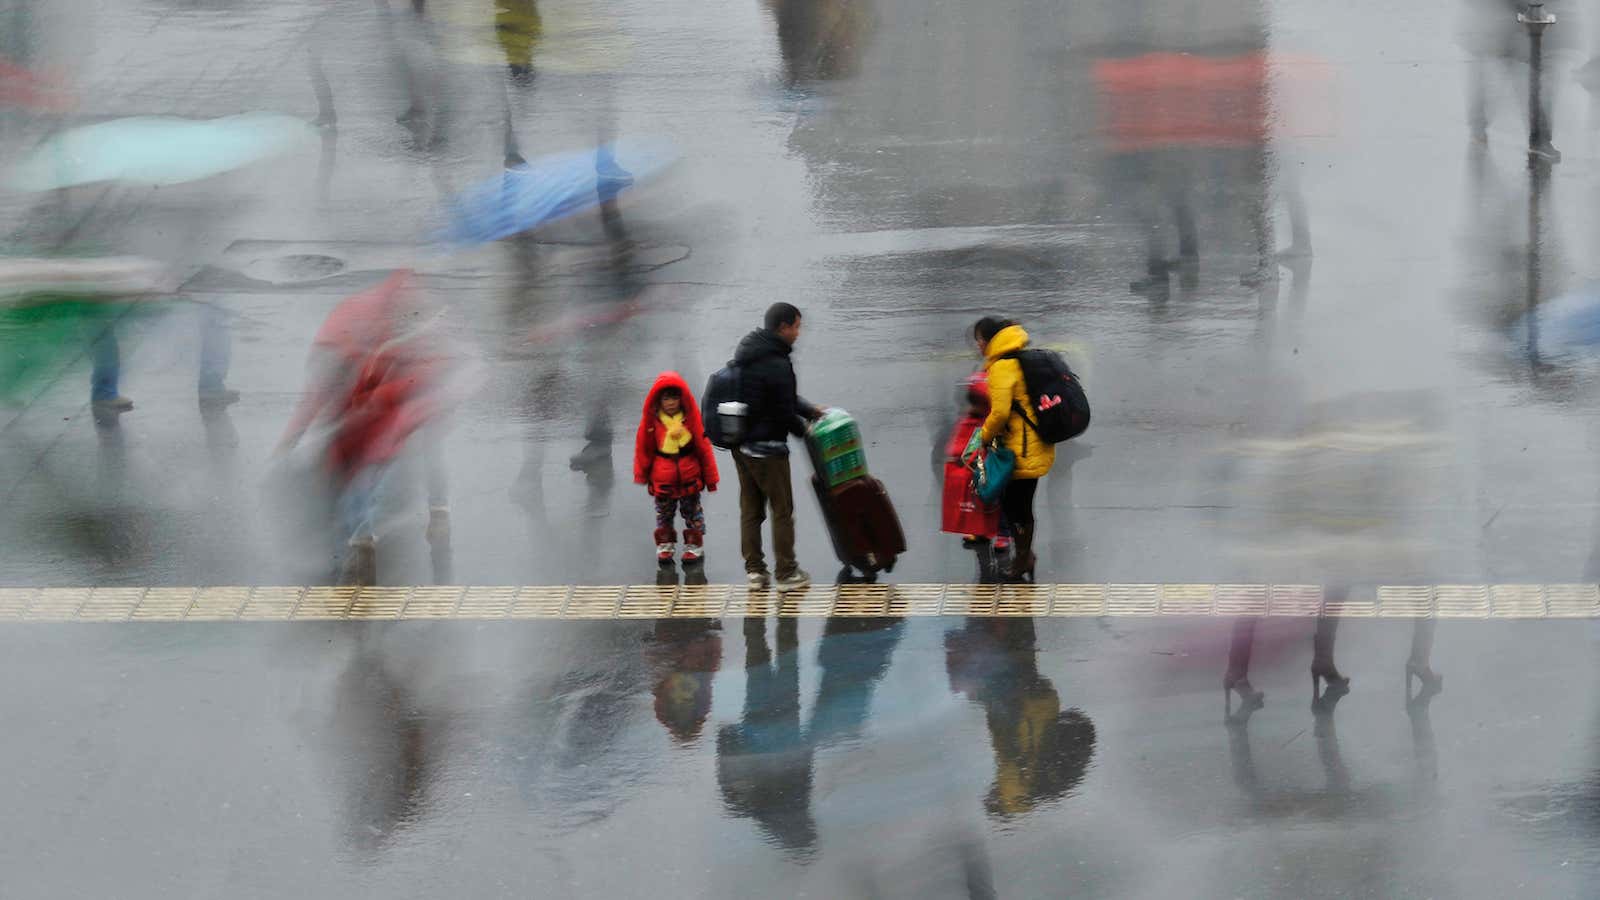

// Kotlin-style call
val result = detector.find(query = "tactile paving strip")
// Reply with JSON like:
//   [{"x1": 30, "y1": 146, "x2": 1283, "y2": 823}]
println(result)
[{"x1": 0, "y1": 584, "x2": 1596, "y2": 621}]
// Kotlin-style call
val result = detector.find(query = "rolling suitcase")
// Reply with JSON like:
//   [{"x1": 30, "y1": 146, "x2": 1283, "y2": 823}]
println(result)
[
  {"x1": 810, "y1": 475, "x2": 906, "y2": 574},
  {"x1": 805, "y1": 409, "x2": 905, "y2": 574}
]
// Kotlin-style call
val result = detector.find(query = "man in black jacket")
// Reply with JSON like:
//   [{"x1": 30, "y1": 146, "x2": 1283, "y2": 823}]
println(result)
[{"x1": 732, "y1": 303, "x2": 822, "y2": 592}]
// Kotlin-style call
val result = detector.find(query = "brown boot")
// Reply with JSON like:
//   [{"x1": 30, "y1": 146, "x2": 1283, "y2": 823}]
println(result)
[
  {"x1": 340, "y1": 537, "x2": 377, "y2": 587},
  {"x1": 1004, "y1": 524, "x2": 1036, "y2": 583}
]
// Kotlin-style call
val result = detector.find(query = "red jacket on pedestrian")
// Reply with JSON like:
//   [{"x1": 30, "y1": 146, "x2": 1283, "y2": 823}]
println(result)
[{"x1": 633, "y1": 371, "x2": 719, "y2": 498}]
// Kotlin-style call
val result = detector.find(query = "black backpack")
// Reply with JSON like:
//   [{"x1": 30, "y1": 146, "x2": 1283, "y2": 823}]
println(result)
[
  {"x1": 1005, "y1": 348, "x2": 1090, "y2": 444},
  {"x1": 702, "y1": 362, "x2": 746, "y2": 450}
]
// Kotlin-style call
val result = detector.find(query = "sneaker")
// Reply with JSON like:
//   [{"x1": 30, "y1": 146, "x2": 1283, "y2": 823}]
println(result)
[
  {"x1": 774, "y1": 570, "x2": 811, "y2": 594},
  {"x1": 92, "y1": 396, "x2": 133, "y2": 413},
  {"x1": 657, "y1": 543, "x2": 677, "y2": 563},
  {"x1": 747, "y1": 571, "x2": 771, "y2": 590}
]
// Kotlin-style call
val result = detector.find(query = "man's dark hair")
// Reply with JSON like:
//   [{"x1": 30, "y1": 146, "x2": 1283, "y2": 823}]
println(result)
[
  {"x1": 973, "y1": 316, "x2": 1017, "y2": 343},
  {"x1": 765, "y1": 302, "x2": 803, "y2": 332}
]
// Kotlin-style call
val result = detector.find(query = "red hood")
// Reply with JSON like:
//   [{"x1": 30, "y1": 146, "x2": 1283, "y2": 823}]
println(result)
[
  {"x1": 314, "y1": 269, "x2": 414, "y2": 360},
  {"x1": 642, "y1": 371, "x2": 705, "y2": 433}
]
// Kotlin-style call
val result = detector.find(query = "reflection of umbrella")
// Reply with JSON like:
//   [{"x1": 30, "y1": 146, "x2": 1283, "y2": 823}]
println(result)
[
  {"x1": 7, "y1": 113, "x2": 316, "y2": 191},
  {"x1": 438, "y1": 139, "x2": 675, "y2": 245},
  {"x1": 1519, "y1": 281, "x2": 1600, "y2": 353}
]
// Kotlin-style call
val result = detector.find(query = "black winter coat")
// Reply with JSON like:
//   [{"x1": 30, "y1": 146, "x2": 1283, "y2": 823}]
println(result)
[{"x1": 732, "y1": 329, "x2": 817, "y2": 447}]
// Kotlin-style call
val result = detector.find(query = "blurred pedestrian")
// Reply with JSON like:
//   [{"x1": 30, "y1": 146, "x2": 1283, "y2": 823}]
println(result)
[
  {"x1": 275, "y1": 271, "x2": 475, "y2": 584},
  {"x1": 729, "y1": 303, "x2": 824, "y2": 592},
  {"x1": 940, "y1": 372, "x2": 1008, "y2": 572},
  {"x1": 965, "y1": 317, "x2": 1056, "y2": 582},
  {"x1": 633, "y1": 371, "x2": 719, "y2": 568}
]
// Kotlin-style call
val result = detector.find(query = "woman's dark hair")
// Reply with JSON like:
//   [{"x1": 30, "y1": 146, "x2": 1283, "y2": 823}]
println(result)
[
  {"x1": 973, "y1": 317, "x2": 1017, "y2": 343},
  {"x1": 658, "y1": 386, "x2": 682, "y2": 402}
]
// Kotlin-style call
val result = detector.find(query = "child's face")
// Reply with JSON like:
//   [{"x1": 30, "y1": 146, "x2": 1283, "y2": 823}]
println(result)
[{"x1": 660, "y1": 393, "x2": 682, "y2": 415}]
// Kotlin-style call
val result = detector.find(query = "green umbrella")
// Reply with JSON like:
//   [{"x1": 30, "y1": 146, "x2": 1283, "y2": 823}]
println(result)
[{"x1": 0, "y1": 257, "x2": 176, "y2": 406}]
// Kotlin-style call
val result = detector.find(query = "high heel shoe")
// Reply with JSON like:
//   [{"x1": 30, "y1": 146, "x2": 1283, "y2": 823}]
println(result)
[
  {"x1": 1224, "y1": 675, "x2": 1265, "y2": 706},
  {"x1": 1310, "y1": 663, "x2": 1350, "y2": 696},
  {"x1": 1224, "y1": 674, "x2": 1265, "y2": 722},
  {"x1": 1405, "y1": 661, "x2": 1443, "y2": 693}
]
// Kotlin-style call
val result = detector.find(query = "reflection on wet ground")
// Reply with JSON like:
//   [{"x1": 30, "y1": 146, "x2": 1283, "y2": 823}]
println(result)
[{"x1": 0, "y1": 615, "x2": 1594, "y2": 897}]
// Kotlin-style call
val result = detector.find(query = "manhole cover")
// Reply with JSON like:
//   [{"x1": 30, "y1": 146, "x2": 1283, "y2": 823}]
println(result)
[{"x1": 241, "y1": 254, "x2": 346, "y2": 284}]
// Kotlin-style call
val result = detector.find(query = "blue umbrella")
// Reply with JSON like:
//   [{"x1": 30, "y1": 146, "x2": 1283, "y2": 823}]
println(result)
[{"x1": 438, "y1": 138, "x2": 676, "y2": 245}]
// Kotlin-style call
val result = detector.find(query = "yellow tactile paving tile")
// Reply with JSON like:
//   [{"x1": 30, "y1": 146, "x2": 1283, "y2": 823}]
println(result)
[
  {"x1": 0, "y1": 587, "x2": 35, "y2": 619},
  {"x1": 132, "y1": 588, "x2": 195, "y2": 620},
  {"x1": 6, "y1": 584, "x2": 1600, "y2": 621},
  {"x1": 189, "y1": 587, "x2": 250, "y2": 620},
  {"x1": 239, "y1": 587, "x2": 301, "y2": 620},
  {"x1": 28, "y1": 587, "x2": 89, "y2": 620},
  {"x1": 458, "y1": 586, "x2": 515, "y2": 618}
]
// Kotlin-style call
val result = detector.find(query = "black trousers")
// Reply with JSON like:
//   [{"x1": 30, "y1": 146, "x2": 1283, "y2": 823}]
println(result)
[{"x1": 1001, "y1": 478, "x2": 1038, "y2": 530}]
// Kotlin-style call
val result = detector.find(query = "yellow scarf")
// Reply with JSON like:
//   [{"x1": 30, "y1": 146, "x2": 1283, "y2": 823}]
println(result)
[{"x1": 658, "y1": 411, "x2": 691, "y2": 454}]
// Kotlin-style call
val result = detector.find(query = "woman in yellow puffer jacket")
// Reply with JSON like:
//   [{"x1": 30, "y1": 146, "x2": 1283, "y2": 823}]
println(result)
[{"x1": 973, "y1": 317, "x2": 1055, "y2": 581}]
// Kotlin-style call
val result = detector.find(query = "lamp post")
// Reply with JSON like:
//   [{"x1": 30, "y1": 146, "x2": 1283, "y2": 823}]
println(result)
[{"x1": 1518, "y1": 1, "x2": 1560, "y2": 162}]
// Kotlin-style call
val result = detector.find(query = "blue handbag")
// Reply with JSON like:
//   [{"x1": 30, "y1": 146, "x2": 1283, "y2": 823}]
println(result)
[{"x1": 974, "y1": 444, "x2": 1015, "y2": 505}]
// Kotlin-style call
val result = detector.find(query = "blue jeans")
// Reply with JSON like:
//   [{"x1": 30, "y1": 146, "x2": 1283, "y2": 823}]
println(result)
[
  {"x1": 338, "y1": 465, "x2": 391, "y2": 545},
  {"x1": 89, "y1": 325, "x2": 119, "y2": 402}
]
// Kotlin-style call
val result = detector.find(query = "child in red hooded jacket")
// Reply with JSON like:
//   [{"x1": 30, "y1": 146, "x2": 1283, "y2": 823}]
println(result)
[{"x1": 634, "y1": 372, "x2": 719, "y2": 564}]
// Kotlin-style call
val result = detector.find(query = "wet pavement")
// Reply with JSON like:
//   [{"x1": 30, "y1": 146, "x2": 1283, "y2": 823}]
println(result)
[
  {"x1": 5, "y1": 0, "x2": 1600, "y2": 894},
  {"x1": 1, "y1": 615, "x2": 1597, "y2": 898}
]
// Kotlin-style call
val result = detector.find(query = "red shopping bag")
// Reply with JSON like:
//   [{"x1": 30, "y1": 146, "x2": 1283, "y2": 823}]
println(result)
[{"x1": 941, "y1": 461, "x2": 1000, "y2": 538}]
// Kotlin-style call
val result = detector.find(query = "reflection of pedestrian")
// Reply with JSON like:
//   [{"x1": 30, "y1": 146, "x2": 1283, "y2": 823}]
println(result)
[
  {"x1": 632, "y1": 372, "x2": 719, "y2": 567},
  {"x1": 967, "y1": 318, "x2": 1056, "y2": 582},
  {"x1": 647, "y1": 619, "x2": 722, "y2": 743},
  {"x1": 946, "y1": 618, "x2": 1096, "y2": 819},
  {"x1": 327, "y1": 637, "x2": 438, "y2": 860},
  {"x1": 716, "y1": 617, "x2": 816, "y2": 859},
  {"x1": 729, "y1": 303, "x2": 824, "y2": 592},
  {"x1": 715, "y1": 616, "x2": 905, "y2": 859}
]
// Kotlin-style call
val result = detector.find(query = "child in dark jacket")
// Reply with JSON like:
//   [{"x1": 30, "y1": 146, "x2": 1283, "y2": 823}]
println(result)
[{"x1": 634, "y1": 371, "x2": 719, "y2": 563}]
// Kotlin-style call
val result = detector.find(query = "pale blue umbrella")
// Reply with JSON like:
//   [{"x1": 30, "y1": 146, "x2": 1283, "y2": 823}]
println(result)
[{"x1": 7, "y1": 112, "x2": 317, "y2": 191}]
